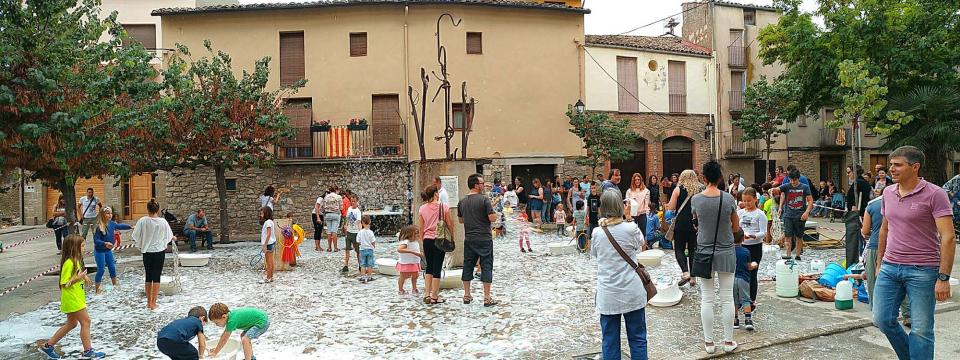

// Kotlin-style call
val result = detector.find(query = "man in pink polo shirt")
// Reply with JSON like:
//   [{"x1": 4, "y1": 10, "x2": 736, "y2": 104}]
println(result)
[{"x1": 874, "y1": 146, "x2": 955, "y2": 360}]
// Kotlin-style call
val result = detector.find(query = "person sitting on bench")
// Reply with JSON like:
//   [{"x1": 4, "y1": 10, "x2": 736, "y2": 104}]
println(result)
[{"x1": 184, "y1": 209, "x2": 214, "y2": 252}]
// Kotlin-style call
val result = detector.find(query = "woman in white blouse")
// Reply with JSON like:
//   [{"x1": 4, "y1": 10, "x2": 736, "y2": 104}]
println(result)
[
  {"x1": 625, "y1": 172, "x2": 651, "y2": 236},
  {"x1": 590, "y1": 188, "x2": 647, "y2": 359},
  {"x1": 131, "y1": 199, "x2": 174, "y2": 310}
]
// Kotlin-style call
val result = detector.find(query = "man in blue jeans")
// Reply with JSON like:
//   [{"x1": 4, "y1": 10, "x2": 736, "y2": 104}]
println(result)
[
  {"x1": 874, "y1": 146, "x2": 955, "y2": 360},
  {"x1": 184, "y1": 209, "x2": 214, "y2": 252}
]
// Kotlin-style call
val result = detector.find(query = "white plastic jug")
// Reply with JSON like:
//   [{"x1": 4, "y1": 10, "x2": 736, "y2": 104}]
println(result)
[
  {"x1": 810, "y1": 259, "x2": 825, "y2": 274},
  {"x1": 835, "y1": 280, "x2": 853, "y2": 310},
  {"x1": 775, "y1": 259, "x2": 799, "y2": 298}
]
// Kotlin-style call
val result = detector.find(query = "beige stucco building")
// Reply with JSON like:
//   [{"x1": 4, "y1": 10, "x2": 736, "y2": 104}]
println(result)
[{"x1": 583, "y1": 35, "x2": 715, "y2": 182}]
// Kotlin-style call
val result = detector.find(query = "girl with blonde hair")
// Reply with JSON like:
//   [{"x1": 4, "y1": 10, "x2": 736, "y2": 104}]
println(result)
[
  {"x1": 625, "y1": 173, "x2": 650, "y2": 236},
  {"x1": 92, "y1": 206, "x2": 131, "y2": 294},
  {"x1": 667, "y1": 169, "x2": 703, "y2": 286}
]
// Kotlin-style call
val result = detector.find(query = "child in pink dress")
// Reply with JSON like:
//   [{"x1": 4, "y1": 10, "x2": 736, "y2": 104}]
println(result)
[
  {"x1": 518, "y1": 212, "x2": 532, "y2": 253},
  {"x1": 396, "y1": 225, "x2": 423, "y2": 295}
]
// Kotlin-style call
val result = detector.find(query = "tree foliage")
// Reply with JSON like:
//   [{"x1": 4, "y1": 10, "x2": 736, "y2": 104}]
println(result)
[
  {"x1": 567, "y1": 109, "x2": 639, "y2": 176},
  {"x1": 733, "y1": 76, "x2": 802, "y2": 179},
  {"x1": 140, "y1": 40, "x2": 305, "y2": 241},
  {"x1": 881, "y1": 85, "x2": 960, "y2": 183},
  {"x1": 0, "y1": 0, "x2": 160, "y2": 223}
]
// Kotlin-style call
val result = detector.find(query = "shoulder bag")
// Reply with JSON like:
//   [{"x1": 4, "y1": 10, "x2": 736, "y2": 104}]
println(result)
[
  {"x1": 691, "y1": 195, "x2": 724, "y2": 279},
  {"x1": 663, "y1": 192, "x2": 691, "y2": 241},
  {"x1": 602, "y1": 225, "x2": 657, "y2": 302},
  {"x1": 433, "y1": 203, "x2": 456, "y2": 253}
]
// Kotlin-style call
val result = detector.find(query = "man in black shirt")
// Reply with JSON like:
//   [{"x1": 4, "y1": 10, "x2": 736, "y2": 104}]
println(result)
[
  {"x1": 459, "y1": 173, "x2": 499, "y2": 307},
  {"x1": 586, "y1": 181, "x2": 601, "y2": 250},
  {"x1": 846, "y1": 165, "x2": 872, "y2": 217}
]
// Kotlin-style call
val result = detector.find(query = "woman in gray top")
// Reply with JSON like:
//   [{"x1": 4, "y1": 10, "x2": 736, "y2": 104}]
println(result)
[
  {"x1": 691, "y1": 160, "x2": 741, "y2": 354},
  {"x1": 590, "y1": 189, "x2": 647, "y2": 360}
]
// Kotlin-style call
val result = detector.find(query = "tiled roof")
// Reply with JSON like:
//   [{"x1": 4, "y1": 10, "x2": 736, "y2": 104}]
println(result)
[
  {"x1": 585, "y1": 35, "x2": 712, "y2": 57},
  {"x1": 152, "y1": 0, "x2": 590, "y2": 16},
  {"x1": 708, "y1": 0, "x2": 781, "y2": 12}
]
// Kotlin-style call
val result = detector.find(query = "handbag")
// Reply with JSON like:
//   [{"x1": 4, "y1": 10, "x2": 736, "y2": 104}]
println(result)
[
  {"x1": 663, "y1": 192, "x2": 692, "y2": 241},
  {"x1": 691, "y1": 195, "x2": 724, "y2": 279},
  {"x1": 602, "y1": 225, "x2": 657, "y2": 302},
  {"x1": 433, "y1": 203, "x2": 456, "y2": 253}
]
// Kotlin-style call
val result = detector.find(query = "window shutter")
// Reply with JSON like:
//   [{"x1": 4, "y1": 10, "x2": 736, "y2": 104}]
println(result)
[
  {"x1": 371, "y1": 95, "x2": 402, "y2": 149},
  {"x1": 279, "y1": 32, "x2": 305, "y2": 86},
  {"x1": 350, "y1": 33, "x2": 367, "y2": 57},
  {"x1": 284, "y1": 99, "x2": 312, "y2": 147},
  {"x1": 668, "y1": 61, "x2": 687, "y2": 113},
  {"x1": 122, "y1": 24, "x2": 157, "y2": 49},
  {"x1": 466, "y1": 32, "x2": 482, "y2": 54},
  {"x1": 616, "y1": 56, "x2": 639, "y2": 113}
]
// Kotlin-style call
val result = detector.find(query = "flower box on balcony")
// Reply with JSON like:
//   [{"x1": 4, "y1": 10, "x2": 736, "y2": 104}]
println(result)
[
  {"x1": 311, "y1": 124, "x2": 331, "y2": 132},
  {"x1": 347, "y1": 124, "x2": 368, "y2": 131}
]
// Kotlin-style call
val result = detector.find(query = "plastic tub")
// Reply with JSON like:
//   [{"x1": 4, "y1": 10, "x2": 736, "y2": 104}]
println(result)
[
  {"x1": 375, "y1": 258, "x2": 399, "y2": 276},
  {"x1": 439, "y1": 272, "x2": 463, "y2": 289},
  {"x1": 178, "y1": 253, "x2": 211, "y2": 267},
  {"x1": 548, "y1": 242, "x2": 578, "y2": 256},
  {"x1": 818, "y1": 263, "x2": 847, "y2": 288},
  {"x1": 636, "y1": 249, "x2": 665, "y2": 267},
  {"x1": 208, "y1": 338, "x2": 241, "y2": 360}
]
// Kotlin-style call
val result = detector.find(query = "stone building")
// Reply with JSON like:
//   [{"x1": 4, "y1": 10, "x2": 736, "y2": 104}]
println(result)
[{"x1": 583, "y1": 34, "x2": 715, "y2": 189}]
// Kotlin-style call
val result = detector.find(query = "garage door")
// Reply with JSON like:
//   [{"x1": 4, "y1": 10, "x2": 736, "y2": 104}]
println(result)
[{"x1": 46, "y1": 178, "x2": 106, "y2": 220}]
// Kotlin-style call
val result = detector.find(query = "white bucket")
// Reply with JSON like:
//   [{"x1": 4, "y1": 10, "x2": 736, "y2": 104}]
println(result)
[
  {"x1": 439, "y1": 272, "x2": 463, "y2": 289},
  {"x1": 810, "y1": 259, "x2": 825, "y2": 274},
  {"x1": 178, "y1": 253, "x2": 211, "y2": 267},
  {"x1": 547, "y1": 242, "x2": 578, "y2": 256},
  {"x1": 775, "y1": 259, "x2": 799, "y2": 298},
  {"x1": 207, "y1": 338, "x2": 241, "y2": 360},
  {"x1": 637, "y1": 249, "x2": 665, "y2": 267},
  {"x1": 375, "y1": 258, "x2": 399, "y2": 276}
]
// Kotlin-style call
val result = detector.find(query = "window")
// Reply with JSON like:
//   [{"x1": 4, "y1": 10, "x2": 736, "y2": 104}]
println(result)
[
  {"x1": 350, "y1": 32, "x2": 367, "y2": 57},
  {"x1": 824, "y1": 108, "x2": 835, "y2": 123},
  {"x1": 798, "y1": 116, "x2": 807, "y2": 127},
  {"x1": 452, "y1": 102, "x2": 474, "y2": 130},
  {"x1": 121, "y1": 24, "x2": 157, "y2": 49},
  {"x1": 282, "y1": 98, "x2": 313, "y2": 158},
  {"x1": 668, "y1": 61, "x2": 686, "y2": 113},
  {"x1": 279, "y1": 32, "x2": 305, "y2": 86},
  {"x1": 225, "y1": 179, "x2": 237, "y2": 191},
  {"x1": 744, "y1": 9, "x2": 756, "y2": 26},
  {"x1": 616, "y1": 56, "x2": 639, "y2": 113},
  {"x1": 150, "y1": 173, "x2": 157, "y2": 199},
  {"x1": 466, "y1": 32, "x2": 482, "y2": 54}
]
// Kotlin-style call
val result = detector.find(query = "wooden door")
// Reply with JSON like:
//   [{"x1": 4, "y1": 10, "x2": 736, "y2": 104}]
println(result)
[
  {"x1": 127, "y1": 174, "x2": 152, "y2": 220},
  {"x1": 46, "y1": 178, "x2": 105, "y2": 219}
]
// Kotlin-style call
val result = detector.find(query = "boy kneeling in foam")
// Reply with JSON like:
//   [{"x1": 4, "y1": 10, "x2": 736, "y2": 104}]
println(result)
[
  {"x1": 207, "y1": 303, "x2": 270, "y2": 360},
  {"x1": 157, "y1": 306, "x2": 207, "y2": 359}
]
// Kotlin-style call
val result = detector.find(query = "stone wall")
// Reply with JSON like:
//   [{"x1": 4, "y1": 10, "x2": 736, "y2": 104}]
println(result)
[
  {"x1": 0, "y1": 173, "x2": 21, "y2": 225},
  {"x1": 787, "y1": 150, "x2": 819, "y2": 182},
  {"x1": 164, "y1": 160, "x2": 410, "y2": 239},
  {"x1": 613, "y1": 111, "x2": 712, "y2": 177}
]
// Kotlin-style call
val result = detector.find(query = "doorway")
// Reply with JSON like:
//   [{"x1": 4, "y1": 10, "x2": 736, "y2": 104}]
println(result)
[
  {"x1": 820, "y1": 155, "x2": 845, "y2": 189},
  {"x1": 511, "y1": 165, "x2": 558, "y2": 193},
  {"x1": 611, "y1": 138, "x2": 648, "y2": 194},
  {"x1": 662, "y1": 136, "x2": 693, "y2": 178},
  {"x1": 754, "y1": 159, "x2": 776, "y2": 185}
]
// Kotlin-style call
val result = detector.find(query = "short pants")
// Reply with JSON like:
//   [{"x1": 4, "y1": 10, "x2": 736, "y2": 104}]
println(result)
[
  {"x1": 265, "y1": 242, "x2": 275, "y2": 252},
  {"x1": 782, "y1": 217, "x2": 806, "y2": 239},
  {"x1": 345, "y1": 232, "x2": 360, "y2": 251},
  {"x1": 242, "y1": 318, "x2": 270, "y2": 340},
  {"x1": 734, "y1": 277, "x2": 752, "y2": 309},
  {"x1": 157, "y1": 338, "x2": 199, "y2": 360},
  {"x1": 323, "y1": 213, "x2": 341, "y2": 234},
  {"x1": 359, "y1": 248, "x2": 375, "y2": 268},
  {"x1": 461, "y1": 240, "x2": 494, "y2": 283},
  {"x1": 143, "y1": 251, "x2": 165, "y2": 283}
]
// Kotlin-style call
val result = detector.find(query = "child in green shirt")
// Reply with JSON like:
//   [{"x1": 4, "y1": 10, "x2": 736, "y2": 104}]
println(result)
[
  {"x1": 207, "y1": 303, "x2": 270, "y2": 360},
  {"x1": 39, "y1": 234, "x2": 106, "y2": 359}
]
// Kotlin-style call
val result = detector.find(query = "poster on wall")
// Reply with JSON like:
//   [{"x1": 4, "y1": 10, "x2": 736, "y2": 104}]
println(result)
[{"x1": 439, "y1": 175, "x2": 459, "y2": 208}]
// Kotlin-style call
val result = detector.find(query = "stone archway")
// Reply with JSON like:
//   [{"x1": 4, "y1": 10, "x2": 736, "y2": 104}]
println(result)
[
  {"x1": 611, "y1": 137, "x2": 648, "y2": 194},
  {"x1": 662, "y1": 136, "x2": 694, "y2": 177}
]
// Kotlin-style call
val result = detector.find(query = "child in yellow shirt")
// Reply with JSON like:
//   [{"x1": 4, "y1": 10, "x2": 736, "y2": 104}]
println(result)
[{"x1": 39, "y1": 234, "x2": 106, "y2": 359}]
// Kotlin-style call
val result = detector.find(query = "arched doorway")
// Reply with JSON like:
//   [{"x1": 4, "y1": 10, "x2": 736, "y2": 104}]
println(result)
[
  {"x1": 611, "y1": 138, "x2": 647, "y2": 194},
  {"x1": 662, "y1": 136, "x2": 693, "y2": 178}
]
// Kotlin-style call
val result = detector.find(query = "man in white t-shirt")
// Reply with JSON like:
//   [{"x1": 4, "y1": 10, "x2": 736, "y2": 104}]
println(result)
[
  {"x1": 342, "y1": 194, "x2": 362, "y2": 273},
  {"x1": 434, "y1": 176, "x2": 449, "y2": 207},
  {"x1": 78, "y1": 187, "x2": 102, "y2": 240}
]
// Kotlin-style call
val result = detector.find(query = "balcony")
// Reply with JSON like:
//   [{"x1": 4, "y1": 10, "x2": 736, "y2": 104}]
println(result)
[
  {"x1": 728, "y1": 91, "x2": 744, "y2": 113},
  {"x1": 721, "y1": 133, "x2": 761, "y2": 159},
  {"x1": 820, "y1": 128, "x2": 852, "y2": 148},
  {"x1": 668, "y1": 94, "x2": 687, "y2": 113},
  {"x1": 276, "y1": 124, "x2": 406, "y2": 162},
  {"x1": 728, "y1": 46, "x2": 746, "y2": 68}
]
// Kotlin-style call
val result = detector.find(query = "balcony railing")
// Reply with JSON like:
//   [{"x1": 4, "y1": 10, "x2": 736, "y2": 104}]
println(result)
[
  {"x1": 721, "y1": 133, "x2": 761, "y2": 158},
  {"x1": 668, "y1": 94, "x2": 687, "y2": 113},
  {"x1": 820, "y1": 128, "x2": 852, "y2": 148},
  {"x1": 728, "y1": 46, "x2": 746, "y2": 68},
  {"x1": 729, "y1": 91, "x2": 744, "y2": 112},
  {"x1": 277, "y1": 124, "x2": 406, "y2": 161}
]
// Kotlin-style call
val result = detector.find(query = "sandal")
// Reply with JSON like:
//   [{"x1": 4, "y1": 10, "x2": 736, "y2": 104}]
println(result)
[
  {"x1": 483, "y1": 298, "x2": 499, "y2": 307},
  {"x1": 423, "y1": 296, "x2": 431, "y2": 304},
  {"x1": 463, "y1": 295, "x2": 474, "y2": 304},
  {"x1": 678, "y1": 276, "x2": 691, "y2": 287},
  {"x1": 399, "y1": 289, "x2": 407, "y2": 295},
  {"x1": 430, "y1": 297, "x2": 447, "y2": 305}
]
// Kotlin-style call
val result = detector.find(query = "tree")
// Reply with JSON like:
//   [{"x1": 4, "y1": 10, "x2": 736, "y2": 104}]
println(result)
[
  {"x1": 0, "y1": 0, "x2": 160, "y2": 225},
  {"x1": 140, "y1": 40, "x2": 305, "y2": 242},
  {"x1": 733, "y1": 76, "x2": 803, "y2": 181},
  {"x1": 566, "y1": 109, "x2": 639, "y2": 177},
  {"x1": 881, "y1": 85, "x2": 960, "y2": 184}
]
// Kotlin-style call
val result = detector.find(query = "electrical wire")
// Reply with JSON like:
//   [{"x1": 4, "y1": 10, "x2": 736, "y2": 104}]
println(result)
[{"x1": 614, "y1": 1, "x2": 709, "y2": 35}]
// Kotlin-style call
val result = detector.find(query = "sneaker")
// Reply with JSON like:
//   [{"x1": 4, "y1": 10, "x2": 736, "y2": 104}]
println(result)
[
  {"x1": 340, "y1": 266, "x2": 349, "y2": 273},
  {"x1": 781, "y1": 255, "x2": 791, "y2": 260},
  {"x1": 38, "y1": 344, "x2": 61, "y2": 359},
  {"x1": 80, "y1": 348, "x2": 106, "y2": 359},
  {"x1": 527, "y1": 248, "x2": 533, "y2": 253},
  {"x1": 704, "y1": 342, "x2": 716, "y2": 354},
  {"x1": 520, "y1": 248, "x2": 526, "y2": 253},
  {"x1": 722, "y1": 341, "x2": 738, "y2": 353},
  {"x1": 734, "y1": 315, "x2": 741, "y2": 329},
  {"x1": 794, "y1": 255, "x2": 802, "y2": 261},
  {"x1": 745, "y1": 317, "x2": 755, "y2": 331}
]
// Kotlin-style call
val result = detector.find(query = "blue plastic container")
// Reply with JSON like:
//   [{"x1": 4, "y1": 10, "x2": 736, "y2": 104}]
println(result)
[{"x1": 818, "y1": 263, "x2": 848, "y2": 288}]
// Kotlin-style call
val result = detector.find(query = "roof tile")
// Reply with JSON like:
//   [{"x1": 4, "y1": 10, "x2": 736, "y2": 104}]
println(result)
[
  {"x1": 585, "y1": 35, "x2": 712, "y2": 57},
  {"x1": 153, "y1": 0, "x2": 590, "y2": 16}
]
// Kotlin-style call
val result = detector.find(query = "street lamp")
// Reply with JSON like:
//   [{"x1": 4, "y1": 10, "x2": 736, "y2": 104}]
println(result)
[
  {"x1": 704, "y1": 120, "x2": 715, "y2": 139},
  {"x1": 574, "y1": 99, "x2": 585, "y2": 114},
  {"x1": 705, "y1": 119, "x2": 716, "y2": 160}
]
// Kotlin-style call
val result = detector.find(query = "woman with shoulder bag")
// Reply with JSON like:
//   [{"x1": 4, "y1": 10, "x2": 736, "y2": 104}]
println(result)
[
  {"x1": 666, "y1": 170, "x2": 702, "y2": 286},
  {"x1": 691, "y1": 161, "x2": 742, "y2": 354},
  {"x1": 417, "y1": 185, "x2": 453, "y2": 305},
  {"x1": 590, "y1": 188, "x2": 650, "y2": 360},
  {"x1": 50, "y1": 195, "x2": 69, "y2": 253}
]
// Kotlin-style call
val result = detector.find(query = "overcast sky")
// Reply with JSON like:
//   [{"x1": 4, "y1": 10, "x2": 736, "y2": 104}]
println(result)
[{"x1": 238, "y1": 0, "x2": 821, "y2": 35}]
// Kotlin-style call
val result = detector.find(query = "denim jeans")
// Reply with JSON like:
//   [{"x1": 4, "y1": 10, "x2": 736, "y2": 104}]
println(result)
[
  {"x1": 184, "y1": 229, "x2": 213, "y2": 251},
  {"x1": 94, "y1": 250, "x2": 117, "y2": 283},
  {"x1": 599, "y1": 307, "x2": 648, "y2": 360},
  {"x1": 872, "y1": 261, "x2": 937, "y2": 360}
]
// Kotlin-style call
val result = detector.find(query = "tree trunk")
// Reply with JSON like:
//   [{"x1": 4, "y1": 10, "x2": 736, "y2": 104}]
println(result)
[
  {"x1": 764, "y1": 137, "x2": 772, "y2": 184},
  {"x1": 926, "y1": 150, "x2": 948, "y2": 185},
  {"x1": 214, "y1": 165, "x2": 230, "y2": 243},
  {"x1": 59, "y1": 178, "x2": 78, "y2": 234}
]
